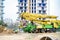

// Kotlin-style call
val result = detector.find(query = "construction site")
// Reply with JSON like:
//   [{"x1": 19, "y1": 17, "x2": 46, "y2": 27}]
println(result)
[{"x1": 0, "y1": 0, "x2": 60, "y2": 40}]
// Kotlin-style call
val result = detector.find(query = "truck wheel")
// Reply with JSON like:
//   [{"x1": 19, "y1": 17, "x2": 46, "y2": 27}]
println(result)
[{"x1": 40, "y1": 37, "x2": 52, "y2": 40}]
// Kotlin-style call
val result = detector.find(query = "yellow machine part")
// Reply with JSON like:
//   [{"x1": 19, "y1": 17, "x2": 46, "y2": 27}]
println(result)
[
  {"x1": 54, "y1": 23, "x2": 58, "y2": 28},
  {"x1": 50, "y1": 20, "x2": 60, "y2": 28},
  {"x1": 20, "y1": 12, "x2": 57, "y2": 19},
  {"x1": 36, "y1": 25, "x2": 43, "y2": 29},
  {"x1": 20, "y1": 12, "x2": 59, "y2": 28},
  {"x1": 33, "y1": 20, "x2": 48, "y2": 24},
  {"x1": 47, "y1": 16, "x2": 57, "y2": 18}
]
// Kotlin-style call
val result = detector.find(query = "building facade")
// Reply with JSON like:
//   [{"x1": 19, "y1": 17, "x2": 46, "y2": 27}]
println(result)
[
  {"x1": 17, "y1": 0, "x2": 47, "y2": 14},
  {"x1": 0, "y1": 0, "x2": 5, "y2": 21}
]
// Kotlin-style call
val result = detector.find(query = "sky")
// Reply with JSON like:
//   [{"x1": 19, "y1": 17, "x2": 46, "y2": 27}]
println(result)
[
  {"x1": 4, "y1": 0, "x2": 60, "y2": 22},
  {"x1": 4, "y1": 0, "x2": 18, "y2": 22},
  {"x1": 50, "y1": 0, "x2": 60, "y2": 19}
]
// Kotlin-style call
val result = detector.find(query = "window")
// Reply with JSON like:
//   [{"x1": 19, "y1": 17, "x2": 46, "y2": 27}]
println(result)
[
  {"x1": 24, "y1": 4, "x2": 26, "y2": 6},
  {"x1": 1, "y1": 10, "x2": 3, "y2": 11},
  {"x1": 42, "y1": 0, "x2": 44, "y2": 3},
  {"x1": 25, "y1": 7, "x2": 26, "y2": 9},
  {"x1": 43, "y1": 10, "x2": 46, "y2": 13},
  {"x1": 32, "y1": 7, "x2": 33, "y2": 9},
  {"x1": 39, "y1": 3, "x2": 41, "y2": 6},
  {"x1": 19, "y1": 0, "x2": 23, "y2": 2},
  {"x1": 42, "y1": 7, "x2": 44, "y2": 10},
  {"x1": 21, "y1": 3, "x2": 23, "y2": 5},
  {"x1": 32, "y1": 4, "x2": 33, "y2": 6},
  {"x1": 2, "y1": 0, "x2": 4, "y2": 1},
  {"x1": 29, "y1": 10, "x2": 31, "y2": 12},
  {"x1": 2, "y1": 13, "x2": 4, "y2": 14},
  {"x1": 25, "y1": 0, "x2": 27, "y2": 2},
  {"x1": 34, "y1": 0, "x2": 36, "y2": 2},
  {"x1": 32, "y1": 11, "x2": 33, "y2": 13},
  {"x1": 21, "y1": 10, "x2": 23, "y2": 12},
  {"x1": 39, "y1": 10, "x2": 41, "y2": 13},
  {"x1": 42, "y1": 3, "x2": 46, "y2": 6},
  {"x1": 29, "y1": 0, "x2": 31, "y2": 2},
  {"x1": 17, "y1": 12, "x2": 19, "y2": 14},
  {"x1": 24, "y1": 10, "x2": 26, "y2": 12},
  {"x1": 1, "y1": 3, "x2": 3, "y2": 5},
  {"x1": 0, "y1": 6, "x2": 4, "y2": 8},
  {"x1": 20, "y1": 7, "x2": 23, "y2": 9},
  {"x1": 32, "y1": 0, "x2": 33, "y2": 2}
]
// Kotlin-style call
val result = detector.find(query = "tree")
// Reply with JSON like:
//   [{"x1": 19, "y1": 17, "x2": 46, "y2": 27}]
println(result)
[
  {"x1": 0, "y1": 20, "x2": 7, "y2": 27},
  {"x1": 0, "y1": 20, "x2": 3, "y2": 25}
]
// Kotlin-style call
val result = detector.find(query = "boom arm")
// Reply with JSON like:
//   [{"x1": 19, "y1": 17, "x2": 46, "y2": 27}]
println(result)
[{"x1": 20, "y1": 12, "x2": 60, "y2": 28}]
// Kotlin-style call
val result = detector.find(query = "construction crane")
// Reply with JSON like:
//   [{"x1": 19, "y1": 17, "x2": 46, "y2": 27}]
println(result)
[{"x1": 19, "y1": 12, "x2": 60, "y2": 33}]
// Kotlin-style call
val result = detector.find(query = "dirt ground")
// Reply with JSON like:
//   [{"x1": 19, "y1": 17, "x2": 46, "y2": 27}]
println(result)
[{"x1": 0, "y1": 32, "x2": 60, "y2": 40}]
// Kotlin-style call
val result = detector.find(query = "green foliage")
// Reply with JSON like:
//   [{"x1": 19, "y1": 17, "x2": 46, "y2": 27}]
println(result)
[
  {"x1": 23, "y1": 23, "x2": 36, "y2": 32},
  {"x1": 2, "y1": 23, "x2": 7, "y2": 27},
  {"x1": 0, "y1": 20, "x2": 7, "y2": 27},
  {"x1": 0, "y1": 20, "x2": 3, "y2": 25}
]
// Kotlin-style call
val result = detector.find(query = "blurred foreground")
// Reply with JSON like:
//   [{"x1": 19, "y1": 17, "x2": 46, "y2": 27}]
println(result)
[{"x1": 0, "y1": 32, "x2": 60, "y2": 40}]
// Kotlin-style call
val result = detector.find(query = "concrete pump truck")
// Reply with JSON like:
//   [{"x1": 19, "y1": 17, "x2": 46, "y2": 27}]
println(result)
[{"x1": 19, "y1": 12, "x2": 60, "y2": 33}]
